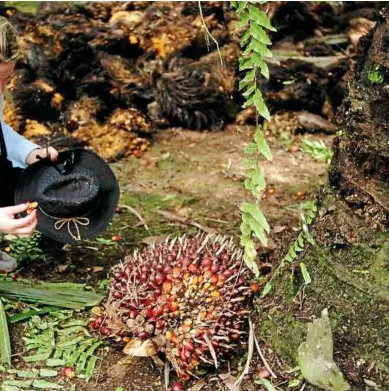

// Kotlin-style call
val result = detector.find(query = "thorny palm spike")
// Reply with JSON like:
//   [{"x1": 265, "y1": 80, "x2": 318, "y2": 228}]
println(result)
[{"x1": 169, "y1": 236, "x2": 178, "y2": 251}]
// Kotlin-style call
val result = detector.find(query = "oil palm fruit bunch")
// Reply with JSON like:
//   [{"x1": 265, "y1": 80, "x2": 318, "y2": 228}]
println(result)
[{"x1": 90, "y1": 234, "x2": 257, "y2": 379}]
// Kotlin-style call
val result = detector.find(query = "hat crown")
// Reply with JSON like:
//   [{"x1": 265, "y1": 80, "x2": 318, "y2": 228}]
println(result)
[
  {"x1": 15, "y1": 148, "x2": 119, "y2": 243},
  {"x1": 38, "y1": 167, "x2": 100, "y2": 217}
]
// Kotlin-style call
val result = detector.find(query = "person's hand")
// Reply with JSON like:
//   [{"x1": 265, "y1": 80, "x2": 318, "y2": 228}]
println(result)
[
  {"x1": 26, "y1": 147, "x2": 59, "y2": 166},
  {"x1": 0, "y1": 203, "x2": 38, "y2": 237}
]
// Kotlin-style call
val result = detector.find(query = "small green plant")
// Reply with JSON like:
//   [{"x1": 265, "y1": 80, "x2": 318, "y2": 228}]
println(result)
[
  {"x1": 301, "y1": 139, "x2": 333, "y2": 164},
  {"x1": 9, "y1": 232, "x2": 45, "y2": 264},
  {"x1": 0, "y1": 299, "x2": 11, "y2": 365},
  {"x1": 231, "y1": 1, "x2": 276, "y2": 276},
  {"x1": 0, "y1": 309, "x2": 103, "y2": 389},
  {"x1": 255, "y1": 378, "x2": 278, "y2": 391},
  {"x1": 368, "y1": 64, "x2": 384, "y2": 84},
  {"x1": 262, "y1": 200, "x2": 317, "y2": 296},
  {"x1": 23, "y1": 311, "x2": 102, "y2": 379},
  {"x1": 93, "y1": 237, "x2": 118, "y2": 246},
  {"x1": 279, "y1": 131, "x2": 294, "y2": 149}
]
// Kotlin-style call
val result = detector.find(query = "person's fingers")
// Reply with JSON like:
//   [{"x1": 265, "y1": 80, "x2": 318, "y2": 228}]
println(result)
[
  {"x1": 9, "y1": 210, "x2": 37, "y2": 229},
  {"x1": 5, "y1": 202, "x2": 29, "y2": 215},
  {"x1": 48, "y1": 147, "x2": 59, "y2": 162},
  {"x1": 13, "y1": 218, "x2": 38, "y2": 235}
]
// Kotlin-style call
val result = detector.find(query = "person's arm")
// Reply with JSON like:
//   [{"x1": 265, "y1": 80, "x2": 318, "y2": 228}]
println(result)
[
  {"x1": 1, "y1": 121, "x2": 39, "y2": 168},
  {"x1": 2, "y1": 121, "x2": 58, "y2": 167}
]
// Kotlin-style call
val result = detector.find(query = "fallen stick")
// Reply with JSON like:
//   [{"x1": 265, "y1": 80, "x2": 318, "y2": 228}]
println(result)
[
  {"x1": 203, "y1": 217, "x2": 230, "y2": 224},
  {"x1": 156, "y1": 210, "x2": 216, "y2": 234},
  {"x1": 253, "y1": 332, "x2": 277, "y2": 379},
  {"x1": 119, "y1": 204, "x2": 149, "y2": 231},
  {"x1": 267, "y1": 53, "x2": 347, "y2": 69},
  {"x1": 235, "y1": 318, "x2": 254, "y2": 386}
]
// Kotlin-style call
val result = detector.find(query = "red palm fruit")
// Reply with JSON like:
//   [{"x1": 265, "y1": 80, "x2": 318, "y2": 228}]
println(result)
[
  {"x1": 112, "y1": 292, "x2": 122, "y2": 299},
  {"x1": 64, "y1": 367, "x2": 75, "y2": 380},
  {"x1": 152, "y1": 307, "x2": 163, "y2": 317},
  {"x1": 143, "y1": 298, "x2": 152, "y2": 306},
  {"x1": 181, "y1": 257, "x2": 191, "y2": 267},
  {"x1": 129, "y1": 309, "x2": 139, "y2": 319},
  {"x1": 170, "y1": 382, "x2": 183, "y2": 391},
  {"x1": 140, "y1": 265, "x2": 149, "y2": 273},
  {"x1": 185, "y1": 340, "x2": 194, "y2": 351},
  {"x1": 169, "y1": 293, "x2": 177, "y2": 301},
  {"x1": 217, "y1": 275, "x2": 226, "y2": 286},
  {"x1": 184, "y1": 348, "x2": 191, "y2": 359},
  {"x1": 188, "y1": 264, "x2": 198, "y2": 274},
  {"x1": 258, "y1": 368, "x2": 271, "y2": 378},
  {"x1": 145, "y1": 308, "x2": 153, "y2": 319},
  {"x1": 201, "y1": 257, "x2": 212, "y2": 267},
  {"x1": 179, "y1": 349, "x2": 187, "y2": 362},
  {"x1": 221, "y1": 252, "x2": 230, "y2": 262},
  {"x1": 163, "y1": 281, "x2": 172, "y2": 292},
  {"x1": 140, "y1": 273, "x2": 148, "y2": 282},
  {"x1": 250, "y1": 282, "x2": 260, "y2": 292},
  {"x1": 163, "y1": 305, "x2": 170, "y2": 314},
  {"x1": 164, "y1": 265, "x2": 173, "y2": 274},
  {"x1": 155, "y1": 320, "x2": 164, "y2": 329},
  {"x1": 173, "y1": 266, "x2": 182, "y2": 277},
  {"x1": 155, "y1": 272, "x2": 166, "y2": 285},
  {"x1": 170, "y1": 301, "x2": 179, "y2": 312},
  {"x1": 89, "y1": 321, "x2": 99, "y2": 330},
  {"x1": 166, "y1": 274, "x2": 173, "y2": 282}
]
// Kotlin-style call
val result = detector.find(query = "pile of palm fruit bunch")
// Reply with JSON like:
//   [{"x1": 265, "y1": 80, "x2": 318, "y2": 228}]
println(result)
[
  {"x1": 0, "y1": 1, "x2": 239, "y2": 161},
  {"x1": 236, "y1": 1, "x2": 385, "y2": 130},
  {"x1": 89, "y1": 234, "x2": 258, "y2": 379},
  {"x1": 0, "y1": 1, "x2": 384, "y2": 160}
]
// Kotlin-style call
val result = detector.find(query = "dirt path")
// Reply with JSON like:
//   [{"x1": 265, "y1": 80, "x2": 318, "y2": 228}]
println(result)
[{"x1": 114, "y1": 124, "x2": 329, "y2": 236}]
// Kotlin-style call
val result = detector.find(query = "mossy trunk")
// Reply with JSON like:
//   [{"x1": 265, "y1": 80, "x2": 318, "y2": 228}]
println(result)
[{"x1": 259, "y1": 8, "x2": 389, "y2": 389}]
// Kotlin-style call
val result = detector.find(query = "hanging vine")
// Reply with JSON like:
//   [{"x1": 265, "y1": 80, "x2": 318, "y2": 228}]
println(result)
[{"x1": 231, "y1": 1, "x2": 275, "y2": 276}]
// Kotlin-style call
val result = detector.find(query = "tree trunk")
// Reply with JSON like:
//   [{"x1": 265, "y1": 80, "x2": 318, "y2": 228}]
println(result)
[{"x1": 259, "y1": 8, "x2": 389, "y2": 389}]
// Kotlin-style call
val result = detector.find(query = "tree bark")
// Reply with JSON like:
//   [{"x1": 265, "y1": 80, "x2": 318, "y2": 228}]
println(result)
[{"x1": 259, "y1": 8, "x2": 389, "y2": 389}]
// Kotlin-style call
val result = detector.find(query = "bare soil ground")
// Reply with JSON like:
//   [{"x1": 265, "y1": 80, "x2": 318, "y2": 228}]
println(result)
[{"x1": 2, "y1": 124, "x2": 332, "y2": 390}]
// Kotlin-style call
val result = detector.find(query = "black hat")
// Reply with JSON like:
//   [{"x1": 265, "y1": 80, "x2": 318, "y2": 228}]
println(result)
[{"x1": 15, "y1": 148, "x2": 120, "y2": 243}]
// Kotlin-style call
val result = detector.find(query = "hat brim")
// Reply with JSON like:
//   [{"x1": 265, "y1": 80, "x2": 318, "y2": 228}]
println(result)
[{"x1": 15, "y1": 148, "x2": 120, "y2": 244}]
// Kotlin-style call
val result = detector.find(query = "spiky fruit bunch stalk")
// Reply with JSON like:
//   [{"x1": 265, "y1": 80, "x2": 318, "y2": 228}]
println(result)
[{"x1": 90, "y1": 234, "x2": 257, "y2": 379}]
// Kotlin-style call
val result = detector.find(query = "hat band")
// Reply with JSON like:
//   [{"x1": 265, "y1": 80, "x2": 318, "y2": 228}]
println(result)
[{"x1": 39, "y1": 206, "x2": 90, "y2": 241}]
